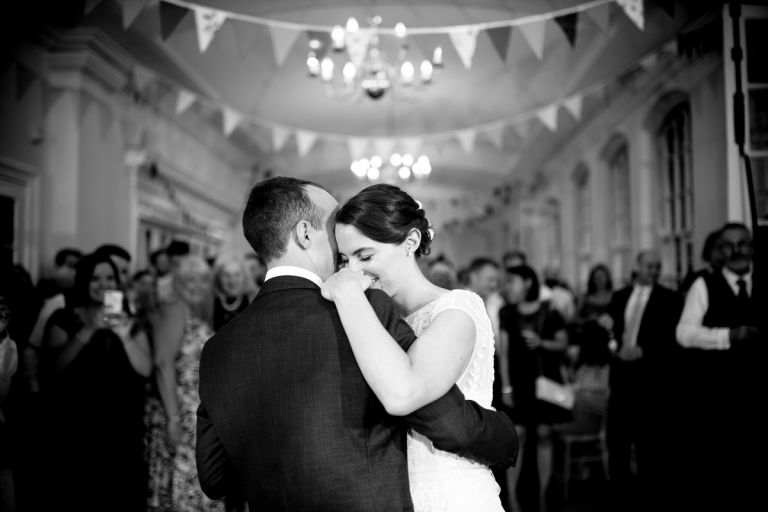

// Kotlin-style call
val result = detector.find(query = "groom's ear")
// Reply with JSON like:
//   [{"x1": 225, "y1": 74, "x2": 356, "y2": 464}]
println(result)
[{"x1": 295, "y1": 220, "x2": 313, "y2": 250}]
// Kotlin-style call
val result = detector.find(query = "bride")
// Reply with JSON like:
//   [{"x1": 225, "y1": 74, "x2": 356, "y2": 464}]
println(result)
[{"x1": 322, "y1": 183, "x2": 505, "y2": 511}]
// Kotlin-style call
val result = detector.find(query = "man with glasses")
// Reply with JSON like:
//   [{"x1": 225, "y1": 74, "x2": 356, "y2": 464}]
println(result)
[{"x1": 675, "y1": 222, "x2": 762, "y2": 511}]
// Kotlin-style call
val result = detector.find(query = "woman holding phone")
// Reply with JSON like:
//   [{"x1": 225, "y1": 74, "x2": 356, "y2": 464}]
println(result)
[{"x1": 40, "y1": 250, "x2": 152, "y2": 512}]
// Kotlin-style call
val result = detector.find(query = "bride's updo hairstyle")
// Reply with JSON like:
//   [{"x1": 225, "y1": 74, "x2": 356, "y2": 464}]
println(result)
[{"x1": 336, "y1": 184, "x2": 433, "y2": 258}]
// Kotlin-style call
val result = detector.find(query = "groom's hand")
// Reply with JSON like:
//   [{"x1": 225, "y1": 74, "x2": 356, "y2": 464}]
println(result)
[{"x1": 321, "y1": 268, "x2": 376, "y2": 301}]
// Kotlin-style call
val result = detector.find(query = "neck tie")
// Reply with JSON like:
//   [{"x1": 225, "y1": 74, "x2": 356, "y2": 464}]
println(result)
[
  {"x1": 624, "y1": 288, "x2": 646, "y2": 349},
  {"x1": 736, "y1": 278, "x2": 750, "y2": 306}
]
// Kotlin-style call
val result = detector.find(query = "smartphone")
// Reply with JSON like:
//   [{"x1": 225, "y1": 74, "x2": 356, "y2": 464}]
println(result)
[{"x1": 103, "y1": 290, "x2": 124, "y2": 319}]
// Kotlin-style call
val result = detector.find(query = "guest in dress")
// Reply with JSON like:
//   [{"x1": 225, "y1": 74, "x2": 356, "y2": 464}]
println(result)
[
  {"x1": 42, "y1": 251, "x2": 152, "y2": 512},
  {"x1": 145, "y1": 255, "x2": 223, "y2": 512},
  {"x1": 211, "y1": 253, "x2": 256, "y2": 332}
]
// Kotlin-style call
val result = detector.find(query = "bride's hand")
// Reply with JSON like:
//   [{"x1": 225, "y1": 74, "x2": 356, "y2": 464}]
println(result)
[{"x1": 321, "y1": 268, "x2": 375, "y2": 302}]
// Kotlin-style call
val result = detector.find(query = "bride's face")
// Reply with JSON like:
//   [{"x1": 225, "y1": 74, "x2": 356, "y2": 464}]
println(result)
[{"x1": 335, "y1": 223, "x2": 407, "y2": 296}]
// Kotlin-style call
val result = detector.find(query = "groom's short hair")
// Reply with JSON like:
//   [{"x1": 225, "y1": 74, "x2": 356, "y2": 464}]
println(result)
[{"x1": 242, "y1": 176, "x2": 328, "y2": 263}]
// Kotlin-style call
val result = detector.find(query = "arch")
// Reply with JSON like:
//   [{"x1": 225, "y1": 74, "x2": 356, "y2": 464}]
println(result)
[{"x1": 601, "y1": 134, "x2": 632, "y2": 283}]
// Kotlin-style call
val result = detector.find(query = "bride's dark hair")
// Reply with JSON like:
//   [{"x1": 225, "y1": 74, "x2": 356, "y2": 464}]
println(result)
[{"x1": 336, "y1": 184, "x2": 432, "y2": 257}]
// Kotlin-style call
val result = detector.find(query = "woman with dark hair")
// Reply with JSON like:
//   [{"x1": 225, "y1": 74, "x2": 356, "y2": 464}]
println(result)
[
  {"x1": 41, "y1": 251, "x2": 152, "y2": 512},
  {"x1": 499, "y1": 264, "x2": 570, "y2": 512},
  {"x1": 321, "y1": 184, "x2": 504, "y2": 511},
  {"x1": 575, "y1": 263, "x2": 615, "y2": 354}
]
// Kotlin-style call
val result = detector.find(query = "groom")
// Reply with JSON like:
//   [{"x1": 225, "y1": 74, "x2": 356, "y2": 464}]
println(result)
[{"x1": 196, "y1": 177, "x2": 518, "y2": 511}]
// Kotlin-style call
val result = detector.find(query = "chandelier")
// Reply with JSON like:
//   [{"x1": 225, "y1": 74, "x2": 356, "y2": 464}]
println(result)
[
  {"x1": 306, "y1": 16, "x2": 443, "y2": 100},
  {"x1": 350, "y1": 153, "x2": 432, "y2": 183}
]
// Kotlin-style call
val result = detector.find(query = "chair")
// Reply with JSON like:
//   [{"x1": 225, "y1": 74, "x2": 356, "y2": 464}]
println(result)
[{"x1": 559, "y1": 429, "x2": 608, "y2": 501}]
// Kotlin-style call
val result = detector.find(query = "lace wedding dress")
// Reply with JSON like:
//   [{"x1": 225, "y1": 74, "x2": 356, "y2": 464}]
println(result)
[{"x1": 405, "y1": 290, "x2": 504, "y2": 512}]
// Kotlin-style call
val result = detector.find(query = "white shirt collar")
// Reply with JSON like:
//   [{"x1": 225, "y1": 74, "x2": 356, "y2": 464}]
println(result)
[
  {"x1": 722, "y1": 267, "x2": 752, "y2": 292},
  {"x1": 265, "y1": 266, "x2": 323, "y2": 287}
]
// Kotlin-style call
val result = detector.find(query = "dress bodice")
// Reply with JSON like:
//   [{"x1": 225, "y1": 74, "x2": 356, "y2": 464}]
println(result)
[{"x1": 404, "y1": 290, "x2": 503, "y2": 511}]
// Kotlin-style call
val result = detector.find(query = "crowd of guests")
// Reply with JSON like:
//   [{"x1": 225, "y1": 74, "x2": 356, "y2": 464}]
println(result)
[
  {"x1": 423, "y1": 220, "x2": 763, "y2": 512},
  {"x1": 0, "y1": 240, "x2": 266, "y2": 512},
  {"x1": 0, "y1": 219, "x2": 762, "y2": 512}
]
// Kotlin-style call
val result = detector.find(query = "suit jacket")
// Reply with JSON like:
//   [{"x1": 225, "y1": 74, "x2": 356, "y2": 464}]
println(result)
[
  {"x1": 608, "y1": 283, "x2": 683, "y2": 393},
  {"x1": 196, "y1": 276, "x2": 518, "y2": 512}
]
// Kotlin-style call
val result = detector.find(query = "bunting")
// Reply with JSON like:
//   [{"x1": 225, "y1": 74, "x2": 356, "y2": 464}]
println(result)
[
  {"x1": 456, "y1": 129, "x2": 477, "y2": 154},
  {"x1": 269, "y1": 25, "x2": 302, "y2": 66},
  {"x1": 486, "y1": 27, "x2": 511, "y2": 63},
  {"x1": 194, "y1": 6, "x2": 228, "y2": 53},
  {"x1": 232, "y1": 19, "x2": 261, "y2": 58},
  {"x1": 518, "y1": 20, "x2": 546, "y2": 60},
  {"x1": 616, "y1": 0, "x2": 644, "y2": 31},
  {"x1": 485, "y1": 124, "x2": 506, "y2": 150},
  {"x1": 555, "y1": 13, "x2": 579, "y2": 47},
  {"x1": 272, "y1": 125, "x2": 292, "y2": 152},
  {"x1": 586, "y1": 2, "x2": 611, "y2": 33},
  {"x1": 175, "y1": 90, "x2": 196, "y2": 115},
  {"x1": 296, "y1": 130, "x2": 318, "y2": 157},
  {"x1": 345, "y1": 29, "x2": 372, "y2": 69},
  {"x1": 84, "y1": 0, "x2": 104, "y2": 15},
  {"x1": 563, "y1": 95, "x2": 583, "y2": 120},
  {"x1": 449, "y1": 27, "x2": 479, "y2": 70},
  {"x1": 159, "y1": 1, "x2": 190, "y2": 41},
  {"x1": 537, "y1": 105, "x2": 559, "y2": 132},
  {"x1": 222, "y1": 106, "x2": 243, "y2": 136},
  {"x1": 348, "y1": 137, "x2": 369, "y2": 160},
  {"x1": 122, "y1": 0, "x2": 151, "y2": 30}
]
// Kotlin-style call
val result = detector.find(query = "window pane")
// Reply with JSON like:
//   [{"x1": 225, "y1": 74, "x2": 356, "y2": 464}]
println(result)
[
  {"x1": 746, "y1": 20, "x2": 768, "y2": 83},
  {"x1": 748, "y1": 87, "x2": 768, "y2": 151}
]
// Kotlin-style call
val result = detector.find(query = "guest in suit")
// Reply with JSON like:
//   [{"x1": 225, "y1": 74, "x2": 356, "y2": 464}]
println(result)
[
  {"x1": 196, "y1": 177, "x2": 518, "y2": 511},
  {"x1": 606, "y1": 249, "x2": 682, "y2": 508},
  {"x1": 675, "y1": 222, "x2": 763, "y2": 511}
]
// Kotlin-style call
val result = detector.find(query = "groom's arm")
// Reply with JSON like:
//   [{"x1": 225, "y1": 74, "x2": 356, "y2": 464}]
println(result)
[
  {"x1": 196, "y1": 401, "x2": 240, "y2": 499},
  {"x1": 366, "y1": 290, "x2": 518, "y2": 469}
]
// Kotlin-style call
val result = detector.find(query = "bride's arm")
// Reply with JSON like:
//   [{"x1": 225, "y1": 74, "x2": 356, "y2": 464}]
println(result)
[{"x1": 322, "y1": 269, "x2": 475, "y2": 416}]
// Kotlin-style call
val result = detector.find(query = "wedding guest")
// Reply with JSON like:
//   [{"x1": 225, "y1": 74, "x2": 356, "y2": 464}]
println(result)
[
  {"x1": 145, "y1": 255, "x2": 223, "y2": 512},
  {"x1": 212, "y1": 253, "x2": 256, "y2": 331},
  {"x1": 244, "y1": 251, "x2": 267, "y2": 294},
  {"x1": 41, "y1": 251, "x2": 151, "y2": 512},
  {"x1": 607, "y1": 250, "x2": 682, "y2": 509},
  {"x1": 675, "y1": 222, "x2": 763, "y2": 511},
  {"x1": 500, "y1": 264, "x2": 569, "y2": 512}
]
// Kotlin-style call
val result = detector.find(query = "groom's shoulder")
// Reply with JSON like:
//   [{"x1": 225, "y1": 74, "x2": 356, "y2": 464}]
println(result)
[{"x1": 364, "y1": 288, "x2": 396, "y2": 313}]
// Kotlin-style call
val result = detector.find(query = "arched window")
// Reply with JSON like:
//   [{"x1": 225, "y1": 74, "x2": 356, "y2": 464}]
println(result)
[
  {"x1": 573, "y1": 164, "x2": 591, "y2": 288},
  {"x1": 604, "y1": 137, "x2": 632, "y2": 284},
  {"x1": 656, "y1": 100, "x2": 693, "y2": 286}
]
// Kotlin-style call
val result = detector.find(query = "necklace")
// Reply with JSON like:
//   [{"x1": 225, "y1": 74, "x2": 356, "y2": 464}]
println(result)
[{"x1": 218, "y1": 294, "x2": 243, "y2": 312}]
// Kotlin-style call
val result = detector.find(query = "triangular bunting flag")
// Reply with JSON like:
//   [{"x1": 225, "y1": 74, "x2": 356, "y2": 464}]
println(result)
[
  {"x1": 159, "y1": 1, "x2": 190, "y2": 41},
  {"x1": 269, "y1": 25, "x2": 301, "y2": 67},
  {"x1": 296, "y1": 130, "x2": 317, "y2": 157},
  {"x1": 84, "y1": 0, "x2": 104, "y2": 15},
  {"x1": 563, "y1": 95, "x2": 583, "y2": 120},
  {"x1": 511, "y1": 119, "x2": 530, "y2": 140},
  {"x1": 518, "y1": 20, "x2": 547, "y2": 60},
  {"x1": 122, "y1": 0, "x2": 151, "y2": 30},
  {"x1": 537, "y1": 105, "x2": 559, "y2": 132},
  {"x1": 15, "y1": 61, "x2": 37, "y2": 101},
  {"x1": 617, "y1": 0, "x2": 644, "y2": 31},
  {"x1": 175, "y1": 90, "x2": 196, "y2": 115},
  {"x1": 640, "y1": 52, "x2": 658, "y2": 70},
  {"x1": 132, "y1": 65, "x2": 153, "y2": 93},
  {"x1": 194, "y1": 6, "x2": 227, "y2": 53},
  {"x1": 373, "y1": 138, "x2": 396, "y2": 160},
  {"x1": 586, "y1": 2, "x2": 610, "y2": 33},
  {"x1": 554, "y1": 13, "x2": 579, "y2": 47},
  {"x1": 232, "y1": 19, "x2": 261, "y2": 58},
  {"x1": 272, "y1": 125, "x2": 292, "y2": 152},
  {"x1": 222, "y1": 106, "x2": 243, "y2": 136},
  {"x1": 307, "y1": 30, "x2": 332, "y2": 61},
  {"x1": 485, "y1": 124, "x2": 505, "y2": 150},
  {"x1": 486, "y1": 27, "x2": 511, "y2": 63},
  {"x1": 656, "y1": 0, "x2": 675, "y2": 17},
  {"x1": 449, "y1": 27, "x2": 479, "y2": 69},
  {"x1": 399, "y1": 137, "x2": 423, "y2": 157},
  {"x1": 456, "y1": 129, "x2": 477, "y2": 154},
  {"x1": 346, "y1": 29, "x2": 371, "y2": 69},
  {"x1": 348, "y1": 137, "x2": 369, "y2": 160}
]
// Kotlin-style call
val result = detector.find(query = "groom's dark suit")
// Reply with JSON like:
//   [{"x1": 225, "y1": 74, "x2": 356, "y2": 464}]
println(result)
[{"x1": 197, "y1": 275, "x2": 517, "y2": 511}]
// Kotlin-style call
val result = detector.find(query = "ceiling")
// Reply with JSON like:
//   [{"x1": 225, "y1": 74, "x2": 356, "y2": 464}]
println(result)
[{"x1": 65, "y1": 0, "x2": 722, "y2": 221}]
